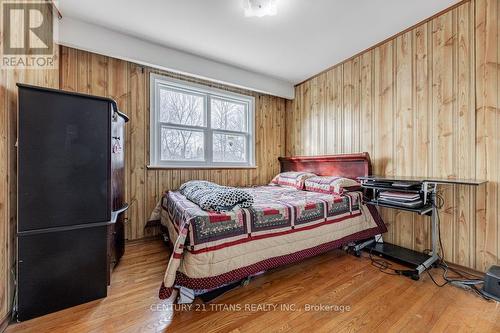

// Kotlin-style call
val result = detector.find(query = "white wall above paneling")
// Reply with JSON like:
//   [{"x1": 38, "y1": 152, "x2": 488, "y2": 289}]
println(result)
[
  {"x1": 58, "y1": 17, "x2": 295, "y2": 99},
  {"x1": 58, "y1": 0, "x2": 459, "y2": 85}
]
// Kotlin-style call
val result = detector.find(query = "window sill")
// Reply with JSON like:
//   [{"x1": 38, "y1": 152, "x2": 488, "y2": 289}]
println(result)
[{"x1": 147, "y1": 165, "x2": 258, "y2": 170}]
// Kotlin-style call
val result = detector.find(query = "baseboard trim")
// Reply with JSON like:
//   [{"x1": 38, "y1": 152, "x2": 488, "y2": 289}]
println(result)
[{"x1": 446, "y1": 262, "x2": 485, "y2": 279}]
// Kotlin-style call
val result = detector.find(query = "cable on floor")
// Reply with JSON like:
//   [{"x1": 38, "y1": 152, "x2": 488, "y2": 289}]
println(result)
[{"x1": 364, "y1": 190, "x2": 493, "y2": 301}]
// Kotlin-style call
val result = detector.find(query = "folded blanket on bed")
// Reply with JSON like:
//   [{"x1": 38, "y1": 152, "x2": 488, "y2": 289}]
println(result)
[{"x1": 179, "y1": 180, "x2": 254, "y2": 212}]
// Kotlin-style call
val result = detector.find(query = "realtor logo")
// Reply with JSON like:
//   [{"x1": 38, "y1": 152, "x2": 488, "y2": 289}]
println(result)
[{"x1": 1, "y1": 0, "x2": 58, "y2": 68}]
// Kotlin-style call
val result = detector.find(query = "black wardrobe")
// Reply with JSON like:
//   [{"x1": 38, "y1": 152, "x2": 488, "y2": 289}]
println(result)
[{"x1": 16, "y1": 84, "x2": 129, "y2": 321}]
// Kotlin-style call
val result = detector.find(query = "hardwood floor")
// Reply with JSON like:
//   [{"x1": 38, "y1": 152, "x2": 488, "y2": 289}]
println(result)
[{"x1": 6, "y1": 239, "x2": 500, "y2": 333}]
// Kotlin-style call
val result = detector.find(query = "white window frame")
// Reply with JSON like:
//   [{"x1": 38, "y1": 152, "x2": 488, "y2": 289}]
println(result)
[{"x1": 149, "y1": 73, "x2": 255, "y2": 168}]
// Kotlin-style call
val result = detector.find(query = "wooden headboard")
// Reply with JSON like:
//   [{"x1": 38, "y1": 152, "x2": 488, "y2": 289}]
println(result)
[{"x1": 278, "y1": 153, "x2": 372, "y2": 180}]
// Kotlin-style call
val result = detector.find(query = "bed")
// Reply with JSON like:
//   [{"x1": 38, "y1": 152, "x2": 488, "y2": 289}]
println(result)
[{"x1": 153, "y1": 153, "x2": 386, "y2": 301}]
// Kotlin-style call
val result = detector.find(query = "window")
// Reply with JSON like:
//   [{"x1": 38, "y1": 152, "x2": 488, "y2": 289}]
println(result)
[{"x1": 150, "y1": 74, "x2": 255, "y2": 168}]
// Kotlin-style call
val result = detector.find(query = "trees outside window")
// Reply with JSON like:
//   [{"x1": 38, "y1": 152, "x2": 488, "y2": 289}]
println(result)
[{"x1": 150, "y1": 74, "x2": 254, "y2": 167}]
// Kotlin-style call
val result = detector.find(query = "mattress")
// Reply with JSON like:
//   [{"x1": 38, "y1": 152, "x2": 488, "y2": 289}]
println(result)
[{"x1": 156, "y1": 185, "x2": 386, "y2": 298}]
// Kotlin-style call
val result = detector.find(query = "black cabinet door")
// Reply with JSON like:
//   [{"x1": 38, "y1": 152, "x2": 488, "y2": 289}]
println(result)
[
  {"x1": 18, "y1": 87, "x2": 111, "y2": 232},
  {"x1": 114, "y1": 214, "x2": 125, "y2": 262},
  {"x1": 17, "y1": 226, "x2": 108, "y2": 321}
]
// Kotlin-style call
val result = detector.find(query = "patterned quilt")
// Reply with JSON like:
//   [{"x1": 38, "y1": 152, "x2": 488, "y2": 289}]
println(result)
[
  {"x1": 163, "y1": 185, "x2": 361, "y2": 249},
  {"x1": 156, "y1": 185, "x2": 386, "y2": 298}
]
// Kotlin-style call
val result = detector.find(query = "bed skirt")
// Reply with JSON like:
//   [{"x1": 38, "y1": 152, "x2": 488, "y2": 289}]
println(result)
[{"x1": 158, "y1": 204, "x2": 385, "y2": 299}]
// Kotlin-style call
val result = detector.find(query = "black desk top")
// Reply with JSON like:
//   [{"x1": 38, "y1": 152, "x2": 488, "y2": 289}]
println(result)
[{"x1": 358, "y1": 175, "x2": 487, "y2": 186}]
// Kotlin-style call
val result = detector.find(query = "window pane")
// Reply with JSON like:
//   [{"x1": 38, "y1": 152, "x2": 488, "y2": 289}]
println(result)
[
  {"x1": 161, "y1": 128, "x2": 204, "y2": 161},
  {"x1": 159, "y1": 88, "x2": 205, "y2": 126},
  {"x1": 213, "y1": 133, "x2": 246, "y2": 162},
  {"x1": 211, "y1": 98, "x2": 247, "y2": 132}
]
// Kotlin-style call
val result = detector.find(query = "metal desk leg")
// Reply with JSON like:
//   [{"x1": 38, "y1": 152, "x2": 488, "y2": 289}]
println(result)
[
  {"x1": 415, "y1": 191, "x2": 439, "y2": 275},
  {"x1": 351, "y1": 234, "x2": 383, "y2": 257},
  {"x1": 352, "y1": 238, "x2": 376, "y2": 256}
]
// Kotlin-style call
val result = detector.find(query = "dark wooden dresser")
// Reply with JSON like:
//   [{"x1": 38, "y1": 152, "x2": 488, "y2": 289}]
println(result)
[{"x1": 16, "y1": 84, "x2": 129, "y2": 321}]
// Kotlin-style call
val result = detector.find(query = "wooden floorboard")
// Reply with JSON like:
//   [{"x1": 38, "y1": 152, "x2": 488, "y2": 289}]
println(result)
[{"x1": 6, "y1": 239, "x2": 500, "y2": 333}]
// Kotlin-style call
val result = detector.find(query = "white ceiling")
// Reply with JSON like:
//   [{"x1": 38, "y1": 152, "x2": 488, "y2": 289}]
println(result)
[{"x1": 59, "y1": 0, "x2": 458, "y2": 85}]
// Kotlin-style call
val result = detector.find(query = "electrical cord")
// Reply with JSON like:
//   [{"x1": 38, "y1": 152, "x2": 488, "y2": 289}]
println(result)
[
  {"x1": 368, "y1": 251, "x2": 401, "y2": 276},
  {"x1": 425, "y1": 191, "x2": 493, "y2": 301},
  {"x1": 425, "y1": 265, "x2": 448, "y2": 287},
  {"x1": 10, "y1": 260, "x2": 17, "y2": 320},
  {"x1": 366, "y1": 235, "x2": 403, "y2": 276},
  {"x1": 364, "y1": 188, "x2": 493, "y2": 301}
]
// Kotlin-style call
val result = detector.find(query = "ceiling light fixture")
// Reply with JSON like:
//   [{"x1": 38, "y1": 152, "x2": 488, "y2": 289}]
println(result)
[{"x1": 243, "y1": 0, "x2": 277, "y2": 18}]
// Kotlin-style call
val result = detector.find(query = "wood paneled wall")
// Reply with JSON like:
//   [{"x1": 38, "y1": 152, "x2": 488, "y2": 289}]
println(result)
[
  {"x1": 286, "y1": 0, "x2": 500, "y2": 272},
  {"x1": 0, "y1": 0, "x2": 497, "y2": 325},
  {"x1": 0, "y1": 45, "x2": 285, "y2": 323},
  {"x1": 59, "y1": 46, "x2": 287, "y2": 240},
  {"x1": 0, "y1": 11, "x2": 60, "y2": 327}
]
